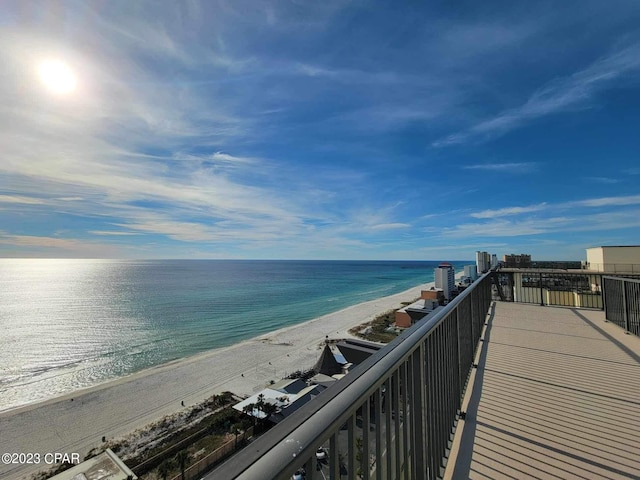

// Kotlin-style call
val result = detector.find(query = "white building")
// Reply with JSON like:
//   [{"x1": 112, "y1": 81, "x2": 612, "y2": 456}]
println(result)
[
  {"x1": 464, "y1": 265, "x2": 478, "y2": 281},
  {"x1": 476, "y1": 251, "x2": 491, "y2": 274},
  {"x1": 435, "y1": 262, "x2": 455, "y2": 300},
  {"x1": 234, "y1": 378, "x2": 322, "y2": 423},
  {"x1": 491, "y1": 254, "x2": 498, "y2": 269},
  {"x1": 48, "y1": 449, "x2": 136, "y2": 480},
  {"x1": 586, "y1": 246, "x2": 640, "y2": 273}
]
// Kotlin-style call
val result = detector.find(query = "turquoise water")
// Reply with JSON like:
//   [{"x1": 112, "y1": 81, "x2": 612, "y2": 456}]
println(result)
[{"x1": 0, "y1": 259, "x2": 468, "y2": 411}]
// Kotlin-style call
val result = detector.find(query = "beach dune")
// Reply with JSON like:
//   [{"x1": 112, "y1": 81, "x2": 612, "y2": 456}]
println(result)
[{"x1": 0, "y1": 280, "x2": 437, "y2": 480}]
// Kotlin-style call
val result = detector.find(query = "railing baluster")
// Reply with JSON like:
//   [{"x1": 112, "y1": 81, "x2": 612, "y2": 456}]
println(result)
[
  {"x1": 393, "y1": 370, "x2": 401, "y2": 480},
  {"x1": 329, "y1": 432, "x2": 338, "y2": 479},
  {"x1": 411, "y1": 344, "x2": 426, "y2": 479},
  {"x1": 401, "y1": 362, "x2": 409, "y2": 479},
  {"x1": 348, "y1": 414, "x2": 356, "y2": 479},
  {"x1": 362, "y1": 396, "x2": 370, "y2": 480},
  {"x1": 375, "y1": 387, "x2": 383, "y2": 480},
  {"x1": 304, "y1": 455, "x2": 316, "y2": 480}
]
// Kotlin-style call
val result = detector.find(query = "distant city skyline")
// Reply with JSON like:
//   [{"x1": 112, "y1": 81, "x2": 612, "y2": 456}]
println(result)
[{"x1": 2, "y1": 1, "x2": 640, "y2": 260}]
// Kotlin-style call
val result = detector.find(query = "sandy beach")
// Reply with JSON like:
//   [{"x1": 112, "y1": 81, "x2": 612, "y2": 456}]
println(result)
[{"x1": 0, "y1": 279, "x2": 445, "y2": 479}]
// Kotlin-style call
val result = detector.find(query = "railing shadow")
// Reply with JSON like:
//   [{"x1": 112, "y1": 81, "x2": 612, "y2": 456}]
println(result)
[
  {"x1": 449, "y1": 302, "x2": 495, "y2": 479},
  {"x1": 571, "y1": 309, "x2": 640, "y2": 365}
]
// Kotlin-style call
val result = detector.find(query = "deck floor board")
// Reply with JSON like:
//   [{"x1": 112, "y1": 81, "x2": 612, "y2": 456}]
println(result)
[{"x1": 447, "y1": 302, "x2": 640, "y2": 480}]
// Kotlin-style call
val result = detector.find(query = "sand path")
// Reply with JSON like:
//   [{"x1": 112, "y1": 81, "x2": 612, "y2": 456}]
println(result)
[{"x1": 0, "y1": 280, "x2": 439, "y2": 479}]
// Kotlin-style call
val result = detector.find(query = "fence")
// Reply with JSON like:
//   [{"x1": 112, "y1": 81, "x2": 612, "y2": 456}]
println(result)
[
  {"x1": 603, "y1": 276, "x2": 640, "y2": 337},
  {"x1": 209, "y1": 273, "x2": 492, "y2": 479},
  {"x1": 169, "y1": 428, "x2": 253, "y2": 480},
  {"x1": 584, "y1": 263, "x2": 640, "y2": 274},
  {"x1": 494, "y1": 271, "x2": 604, "y2": 309}
]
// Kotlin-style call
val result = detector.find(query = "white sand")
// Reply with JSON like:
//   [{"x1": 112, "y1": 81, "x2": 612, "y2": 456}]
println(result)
[{"x1": 0, "y1": 279, "x2": 442, "y2": 479}]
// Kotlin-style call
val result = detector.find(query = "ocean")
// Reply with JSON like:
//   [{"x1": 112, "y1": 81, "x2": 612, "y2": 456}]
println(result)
[{"x1": 0, "y1": 259, "x2": 468, "y2": 411}]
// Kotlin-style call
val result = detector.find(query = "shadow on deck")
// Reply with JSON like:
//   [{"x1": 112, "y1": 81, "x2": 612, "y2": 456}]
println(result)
[{"x1": 446, "y1": 302, "x2": 640, "y2": 480}]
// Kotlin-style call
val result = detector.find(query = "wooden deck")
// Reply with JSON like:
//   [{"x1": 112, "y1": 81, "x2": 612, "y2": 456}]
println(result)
[{"x1": 446, "y1": 302, "x2": 640, "y2": 480}]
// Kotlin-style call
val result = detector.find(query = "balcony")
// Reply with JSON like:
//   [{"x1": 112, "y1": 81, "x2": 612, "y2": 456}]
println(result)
[
  {"x1": 446, "y1": 301, "x2": 640, "y2": 479},
  {"x1": 210, "y1": 273, "x2": 640, "y2": 479}
]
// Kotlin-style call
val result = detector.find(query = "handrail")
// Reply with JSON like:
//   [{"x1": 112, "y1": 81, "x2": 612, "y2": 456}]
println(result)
[
  {"x1": 210, "y1": 272, "x2": 492, "y2": 479},
  {"x1": 584, "y1": 263, "x2": 640, "y2": 274}
]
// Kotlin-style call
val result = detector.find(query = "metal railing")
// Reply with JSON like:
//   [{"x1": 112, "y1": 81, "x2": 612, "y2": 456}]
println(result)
[
  {"x1": 493, "y1": 271, "x2": 604, "y2": 309},
  {"x1": 583, "y1": 263, "x2": 640, "y2": 274},
  {"x1": 210, "y1": 273, "x2": 492, "y2": 480},
  {"x1": 603, "y1": 276, "x2": 640, "y2": 337}
]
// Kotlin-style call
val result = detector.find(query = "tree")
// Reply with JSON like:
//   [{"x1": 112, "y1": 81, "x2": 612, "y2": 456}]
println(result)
[
  {"x1": 175, "y1": 450, "x2": 189, "y2": 480},
  {"x1": 242, "y1": 403, "x2": 257, "y2": 428},
  {"x1": 157, "y1": 459, "x2": 173, "y2": 480}
]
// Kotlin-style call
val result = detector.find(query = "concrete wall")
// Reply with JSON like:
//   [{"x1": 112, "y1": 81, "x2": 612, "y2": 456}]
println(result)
[
  {"x1": 395, "y1": 310, "x2": 412, "y2": 328},
  {"x1": 586, "y1": 247, "x2": 605, "y2": 268},
  {"x1": 587, "y1": 246, "x2": 640, "y2": 272},
  {"x1": 421, "y1": 289, "x2": 444, "y2": 303}
]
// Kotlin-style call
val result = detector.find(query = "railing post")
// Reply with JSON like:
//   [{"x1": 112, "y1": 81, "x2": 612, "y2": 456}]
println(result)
[
  {"x1": 539, "y1": 272, "x2": 544, "y2": 306},
  {"x1": 601, "y1": 276, "x2": 607, "y2": 314},
  {"x1": 622, "y1": 279, "x2": 630, "y2": 333},
  {"x1": 411, "y1": 345, "x2": 426, "y2": 479}
]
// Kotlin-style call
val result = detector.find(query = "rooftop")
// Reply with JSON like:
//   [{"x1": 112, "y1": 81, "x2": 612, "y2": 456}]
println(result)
[{"x1": 48, "y1": 449, "x2": 136, "y2": 480}]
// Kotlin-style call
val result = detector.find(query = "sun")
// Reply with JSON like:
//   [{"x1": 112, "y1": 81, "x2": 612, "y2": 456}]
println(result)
[{"x1": 38, "y1": 59, "x2": 77, "y2": 95}]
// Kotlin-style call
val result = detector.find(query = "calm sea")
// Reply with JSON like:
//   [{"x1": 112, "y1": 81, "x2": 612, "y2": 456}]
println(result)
[{"x1": 0, "y1": 259, "x2": 468, "y2": 411}]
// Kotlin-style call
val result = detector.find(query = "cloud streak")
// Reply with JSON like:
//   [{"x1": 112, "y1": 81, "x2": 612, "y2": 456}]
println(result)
[
  {"x1": 462, "y1": 163, "x2": 537, "y2": 174},
  {"x1": 434, "y1": 40, "x2": 640, "y2": 146},
  {"x1": 471, "y1": 204, "x2": 548, "y2": 219}
]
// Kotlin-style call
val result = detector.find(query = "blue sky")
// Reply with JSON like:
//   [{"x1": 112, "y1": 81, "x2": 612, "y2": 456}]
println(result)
[{"x1": 1, "y1": 1, "x2": 640, "y2": 260}]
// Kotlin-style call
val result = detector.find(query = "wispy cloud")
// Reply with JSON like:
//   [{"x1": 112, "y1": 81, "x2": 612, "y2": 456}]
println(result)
[
  {"x1": 583, "y1": 177, "x2": 620, "y2": 184},
  {"x1": 434, "y1": 40, "x2": 640, "y2": 146},
  {"x1": 471, "y1": 204, "x2": 547, "y2": 219},
  {"x1": 467, "y1": 195, "x2": 640, "y2": 221},
  {"x1": 462, "y1": 162, "x2": 537, "y2": 173},
  {"x1": 0, "y1": 232, "x2": 126, "y2": 257},
  {"x1": 441, "y1": 210, "x2": 640, "y2": 239},
  {"x1": 569, "y1": 194, "x2": 640, "y2": 208},
  {"x1": 368, "y1": 223, "x2": 410, "y2": 231},
  {"x1": 0, "y1": 195, "x2": 45, "y2": 205},
  {"x1": 89, "y1": 230, "x2": 141, "y2": 236}
]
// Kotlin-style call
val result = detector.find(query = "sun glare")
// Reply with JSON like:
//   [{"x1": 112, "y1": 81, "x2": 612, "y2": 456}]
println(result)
[{"x1": 38, "y1": 59, "x2": 77, "y2": 95}]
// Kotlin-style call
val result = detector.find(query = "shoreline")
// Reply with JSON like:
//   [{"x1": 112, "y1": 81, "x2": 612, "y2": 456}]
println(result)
[{"x1": 0, "y1": 278, "x2": 440, "y2": 480}]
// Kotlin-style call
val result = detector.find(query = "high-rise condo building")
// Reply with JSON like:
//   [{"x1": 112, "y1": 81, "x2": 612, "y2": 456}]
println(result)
[
  {"x1": 464, "y1": 265, "x2": 478, "y2": 281},
  {"x1": 503, "y1": 254, "x2": 532, "y2": 268},
  {"x1": 476, "y1": 251, "x2": 491, "y2": 274},
  {"x1": 435, "y1": 262, "x2": 455, "y2": 300}
]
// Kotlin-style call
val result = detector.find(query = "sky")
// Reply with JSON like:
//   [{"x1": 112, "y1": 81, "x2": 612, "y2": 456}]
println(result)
[{"x1": 1, "y1": 1, "x2": 640, "y2": 261}]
